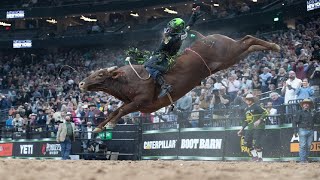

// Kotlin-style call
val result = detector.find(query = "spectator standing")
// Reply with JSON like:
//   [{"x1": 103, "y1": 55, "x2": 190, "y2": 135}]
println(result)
[
  {"x1": 268, "y1": 69, "x2": 278, "y2": 89},
  {"x1": 12, "y1": 113, "x2": 24, "y2": 128},
  {"x1": 292, "y1": 99, "x2": 318, "y2": 163},
  {"x1": 199, "y1": 89, "x2": 212, "y2": 110},
  {"x1": 252, "y1": 75, "x2": 262, "y2": 97},
  {"x1": 36, "y1": 109, "x2": 47, "y2": 126},
  {"x1": 176, "y1": 93, "x2": 193, "y2": 112},
  {"x1": 296, "y1": 78, "x2": 314, "y2": 100},
  {"x1": 307, "y1": 59, "x2": 320, "y2": 88},
  {"x1": 269, "y1": 92, "x2": 285, "y2": 113},
  {"x1": 227, "y1": 74, "x2": 241, "y2": 101},
  {"x1": 237, "y1": 94, "x2": 268, "y2": 162},
  {"x1": 259, "y1": 67, "x2": 272, "y2": 93},
  {"x1": 281, "y1": 71, "x2": 302, "y2": 104},
  {"x1": 0, "y1": 94, "x2": 11, "y2": 110},
  {"x1": 277, "y1": 67, "x2": 287, "y2": 83},
  {"x1": 294, "y1": 60, "x2": 307, "y2": 80},
  {"x1": 5, "y1": 115, "x2": 13, "y2": 129},
  {"x1": 176, "y1": 93, "x2": 193, "y2": 128},
  {"x1": 56, "y1": 112, "x2": 75, "y2": 160},
  {"x1": 81, "y1": 121, "x2": 94, "y2": 152},
  {"x1": 189, "y1": 103, "x2": 204, "y2": 128},
  {"x1": 265, "y1": 102, "x2": 278, "y2": 125}
]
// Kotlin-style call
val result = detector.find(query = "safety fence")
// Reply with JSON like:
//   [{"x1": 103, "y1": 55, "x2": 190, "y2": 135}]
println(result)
[
  {"x1": 0, "y1": 124, "x2": 141, "y2": 160},
  {"x1": 0, "y1": 99, "x2": 319, "y2": 161},
  {"x1": 141, "y1": 124, "x2": 320, "y2": 161}
]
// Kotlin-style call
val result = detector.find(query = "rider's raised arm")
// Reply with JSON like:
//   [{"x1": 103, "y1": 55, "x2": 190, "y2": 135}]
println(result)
[{"x1": 186, "y1": 6, "x2": 201, "y2": 30}]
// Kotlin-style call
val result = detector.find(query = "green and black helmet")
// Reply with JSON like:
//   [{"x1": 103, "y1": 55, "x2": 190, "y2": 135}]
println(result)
[{"x1": 167, "y1": 18, "x2": 185, "y2": 33}]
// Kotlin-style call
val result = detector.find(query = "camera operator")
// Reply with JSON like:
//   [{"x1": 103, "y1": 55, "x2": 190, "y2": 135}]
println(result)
[{"x1": 210, "y1": 87, "x2": 230, "y2": 109}]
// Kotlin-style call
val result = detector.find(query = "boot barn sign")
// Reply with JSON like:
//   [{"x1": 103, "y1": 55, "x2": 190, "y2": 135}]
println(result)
[
  {"x1": 142, "y1": 128, "x2": 225, "y2": 160},
  {"x1": 142, "y1": 126, "x2": 320, "y2": 161}
]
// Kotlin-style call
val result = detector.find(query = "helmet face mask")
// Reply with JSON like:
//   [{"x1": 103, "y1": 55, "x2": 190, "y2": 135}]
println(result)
[{"x1": 167, "y1": 18, "x2": 185, "y2": 33}]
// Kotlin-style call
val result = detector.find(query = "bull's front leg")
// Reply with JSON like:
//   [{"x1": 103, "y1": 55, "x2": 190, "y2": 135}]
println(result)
[
  {"x1": 93, "y1": 102, "x2": 140, "y2": 133},
  {"x1": 93, "y1": 104, "x2": 125, "y2": 133}
]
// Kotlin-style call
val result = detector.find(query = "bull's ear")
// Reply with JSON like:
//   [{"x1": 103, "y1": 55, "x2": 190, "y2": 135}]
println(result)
[{"x1": 111, "y1": 70, "x2": 125, "y2": 79}]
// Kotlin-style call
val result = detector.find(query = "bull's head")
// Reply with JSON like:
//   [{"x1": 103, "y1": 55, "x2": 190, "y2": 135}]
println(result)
[{"x1": 79, "y1": 66, "x2": 123, "y2": 92}]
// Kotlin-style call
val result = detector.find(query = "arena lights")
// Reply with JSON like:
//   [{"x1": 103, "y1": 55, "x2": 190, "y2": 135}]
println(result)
[
  {"x1": 252, "y1": 0, "x2": 257, "y2": 2},
  {"x1": 164, "y1": 8, "x2": 178, "y2": 14},
  {"x1": 0, "y1": 22, "x2": 11, "y2": 26},
  {"x1": 80, "y1": 15, "x2": 97, "y2": 22},
  {"x1": 130, "y1": 13, "x2": 139, "y2": 17},
  {"x1": 46, "y1": 19, "x2": 57, "y2": 24},
  {"x1": 213, "y1": 3, "x2": 219, "y2": 7}
]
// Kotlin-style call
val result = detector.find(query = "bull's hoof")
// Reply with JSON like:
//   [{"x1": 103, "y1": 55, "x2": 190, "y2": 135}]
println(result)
[
  {"x1": 104, "y1": 122, "x2": 116, "y2": 129},
  {"x1": 93, "y1": 127, "x2": 103, "y2": 133},
  {"x1": 272, "y1": 43, "x2": 281, "y2": 52}
]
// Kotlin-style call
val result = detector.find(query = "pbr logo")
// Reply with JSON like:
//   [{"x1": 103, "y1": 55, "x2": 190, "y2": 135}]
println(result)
[{"x1": 41, "y1": 143, "x2": 61, "y2": 155}]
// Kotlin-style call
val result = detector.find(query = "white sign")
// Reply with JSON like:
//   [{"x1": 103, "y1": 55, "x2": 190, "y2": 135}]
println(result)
[
  {"x1": 20, "y1": 145, "x2": 33, "y2": 155},
  {"x1": 6, "y1": 10, "x2": 24, "y2": 19},
  {"x1": 144, "y1": 140, "x2": 177, "y2": 149},
  {"x1": 307, "y1": 0, "x2": 320, "y2": 11},
  {"x1": 13, "y1": 40, "x2": 32, "y2": 48},
  {"x1": 43, "y1": 143, "x2": 61, "y2": 155},
  {"x1": 181, "y1": 139, "x2": 222, "y2": 150}
]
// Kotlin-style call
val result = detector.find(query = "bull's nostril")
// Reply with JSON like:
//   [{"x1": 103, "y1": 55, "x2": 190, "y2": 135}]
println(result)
[{"x1": 79, "y1": 82, "x2": 85, "y2": 87}]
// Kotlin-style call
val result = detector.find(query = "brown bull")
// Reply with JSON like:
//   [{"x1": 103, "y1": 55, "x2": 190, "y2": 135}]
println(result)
[{"x1": 79, "y1": 32, "x2": 280, "y2": 133}]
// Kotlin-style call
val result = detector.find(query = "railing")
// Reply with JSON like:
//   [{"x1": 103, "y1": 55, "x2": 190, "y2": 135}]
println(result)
[
  {"x1": 140, "y1": 99, "x2": 320, "y2": 131},
  {"x1": 1, "y1": 97, "x2": 319, "y2": 137}
]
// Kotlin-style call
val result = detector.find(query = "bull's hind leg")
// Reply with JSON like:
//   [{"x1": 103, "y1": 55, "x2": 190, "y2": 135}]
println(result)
[
  {"x1": 240, "y1": 35, "x2": 280, "y2": 52},
  {"x1": 93, "y1": 102, "x2": 140, "y2": 133},
  {"x1": 238, "y1": 45, "x2": 271, "y2": 60}
]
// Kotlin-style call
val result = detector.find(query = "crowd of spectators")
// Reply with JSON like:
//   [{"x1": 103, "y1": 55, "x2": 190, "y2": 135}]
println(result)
[
  {"x1": 1, "y1": 0, "x2": 297, "y2": 41},
  {"x1": 0, "y1": 13, "x2": 320, "y2": 135},
  {"x1": 0, "y1": 0, "x2": 113, "y2": 9}
]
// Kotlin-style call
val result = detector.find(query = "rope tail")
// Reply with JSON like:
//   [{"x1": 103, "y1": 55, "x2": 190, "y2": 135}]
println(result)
[
  {"x1": 125, "y1": 57, "x2": 150, "y2": 80},
  {"x1": 58, "y1": 65, "x2": 78, "y2": 79}
]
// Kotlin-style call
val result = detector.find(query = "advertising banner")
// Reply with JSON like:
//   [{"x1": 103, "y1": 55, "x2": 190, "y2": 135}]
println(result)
[
  {"x1": 224, "y1": 128, "x2": 251, "y2": 160},
  {"x1": 142, "y1": 130, "x2": 179, "y2": 159},
  {"x1": 178, "y1": 128, "x2": 224, "y2": 160},
  {"x1": 10, "y1": 140, "x2": 62, "y2": 158},
  {"x1": 202, "y1": 127, "x2": 281, "y2": 161},
  {"x1": 14, "y1": 142, "x2": 35, "y2": 157},
  {"x1": 38, "y1": 142, "x2": 61, "y2": 157},
  {"x1": 280, "y1": 126, "x2": 320, "y2": 160},
  {"x1": 0, "y1": 143, "x2": 13, "y2": 156}
]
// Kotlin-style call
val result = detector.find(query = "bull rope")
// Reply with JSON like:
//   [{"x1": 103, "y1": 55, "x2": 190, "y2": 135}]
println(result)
[
  {"x1": 185, "y1": 48, "x2": 212, "y2": 76},
  {"x1": 58, "y1": 65, "x2": 78, "y2": 79},
  {"x1": 125, "y1": 57, "x2": 151, "y2": 80}
]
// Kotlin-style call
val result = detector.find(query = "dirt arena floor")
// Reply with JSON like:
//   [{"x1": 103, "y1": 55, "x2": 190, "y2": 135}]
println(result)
[{"x1": 0, "y1": 159, "x2": 319, "y2": 180}]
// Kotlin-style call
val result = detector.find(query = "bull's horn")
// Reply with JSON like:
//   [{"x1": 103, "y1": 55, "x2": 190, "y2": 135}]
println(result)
[{"x1": 107, "y1": 66, "x2": 118, "y2": 72}]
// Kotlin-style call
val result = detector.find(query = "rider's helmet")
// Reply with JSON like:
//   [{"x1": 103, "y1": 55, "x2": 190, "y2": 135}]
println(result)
[{"x1": 167, "y1": 18, "x2": 185, "y2": 33}]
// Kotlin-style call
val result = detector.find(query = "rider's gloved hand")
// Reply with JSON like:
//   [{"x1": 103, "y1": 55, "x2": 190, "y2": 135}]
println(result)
[{"x1": 192, "y1": 6, "x2": 200, "y2": 14}]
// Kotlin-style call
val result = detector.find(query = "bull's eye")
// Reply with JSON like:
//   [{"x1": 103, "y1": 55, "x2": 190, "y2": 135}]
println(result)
[{"x1": 98, "y1": 73, "x2": 104, "y2": 77}]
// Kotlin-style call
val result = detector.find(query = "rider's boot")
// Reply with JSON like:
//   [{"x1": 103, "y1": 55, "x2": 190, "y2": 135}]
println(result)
[{"x1": 156, "y1": 75, "x2": 173, "y2": 98}]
